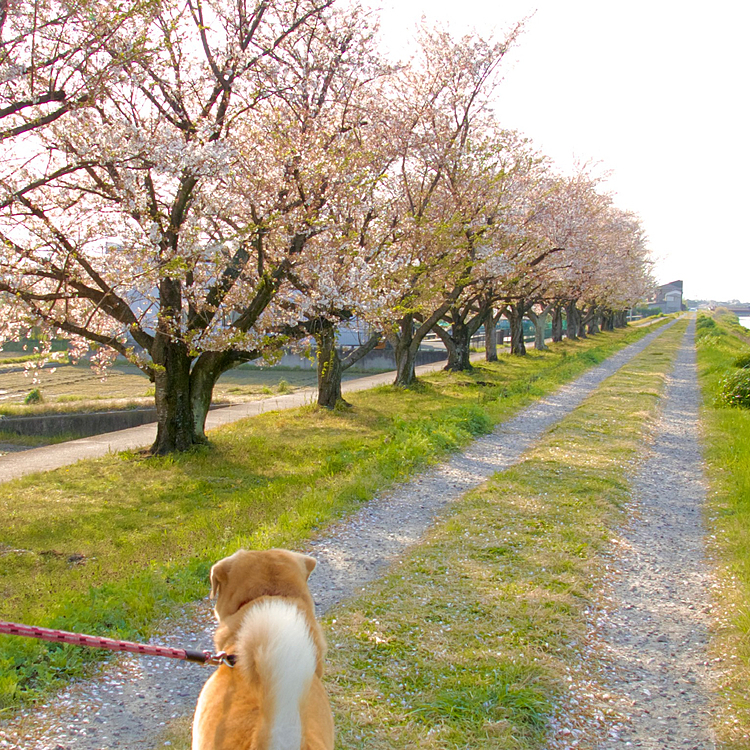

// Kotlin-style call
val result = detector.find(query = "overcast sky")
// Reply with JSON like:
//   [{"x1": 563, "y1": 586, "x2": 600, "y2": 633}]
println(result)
[{"x1": 370, "y1": 0, "x2": 749, "y2": 302}]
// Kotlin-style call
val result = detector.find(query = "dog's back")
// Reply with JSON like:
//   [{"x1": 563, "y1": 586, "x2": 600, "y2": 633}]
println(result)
[{"x1": 192, "y1": 550, "x2": 334, "y2": 750}]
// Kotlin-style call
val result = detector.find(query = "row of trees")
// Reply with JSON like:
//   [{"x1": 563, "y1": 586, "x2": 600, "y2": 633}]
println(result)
[{"x1": 0, "y1": 0, "x2": 653, "y2": 453}]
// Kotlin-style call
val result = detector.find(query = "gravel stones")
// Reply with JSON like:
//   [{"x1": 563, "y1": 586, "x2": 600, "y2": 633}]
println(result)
[
  {"x1": 546, "y1": 320, "x2": 719, "y2": 749},
  {"x1": 592, "y1": 322, "x2": 717, "y2": 749}
]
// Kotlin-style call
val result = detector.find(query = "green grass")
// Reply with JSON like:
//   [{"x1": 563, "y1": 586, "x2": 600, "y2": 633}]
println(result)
[
  {"x1": 0, "y1": 352, "x2": 69, "y2": 367},
  {"x1": 0, "y1": 398, "x2": 154, "y2": 418},
  {"x1": 0, "y1": 322, "x2": 664, "y2": 712},
  {"x1": 694, "y1": 309, "x2": 750, "y2": 748}
]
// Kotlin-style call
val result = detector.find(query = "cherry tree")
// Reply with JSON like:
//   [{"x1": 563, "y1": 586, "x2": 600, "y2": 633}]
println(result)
[
  {"x1": 526, "y1": 168, "x2": 615, "y2": 342},
  {"x1": 373, "y1": 23, "x2": 523, "y2": 385},
  {"x1": 0, "y1": 0, "x2": 152, "y2": 142},
  {"x1": 516, "y1": 169, "x2": 608, "y2": 350},
  {"x1": 574, "y1": 205, "x2": 653, "y2": 332},
  {"x1": 477, "y1": 165, "x2": 575, "y2": 357},
  {"x1": 534, "y1": 169, "x2": 654, "y2": 340},
  {"x1": 428, "y1": 127, "x2": 545, "y2": 368},
  {"x1": 0, "y1": 0, "x2": 401, "y2": 453}
]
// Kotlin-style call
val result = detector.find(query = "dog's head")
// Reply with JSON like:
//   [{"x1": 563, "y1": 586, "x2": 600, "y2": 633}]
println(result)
[{"x1": 209, "y1": 548, "x2": 317, "y2": 623}]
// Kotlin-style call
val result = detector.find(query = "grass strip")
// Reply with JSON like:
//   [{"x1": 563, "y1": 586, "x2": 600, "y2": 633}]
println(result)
[
  {"x1": 694, "y1": 309, "x2": 750, "y2": 748},
  {"x1": 0, "y1": 353, "x2": 69, "y2": 367},
  {"x1": 0, "y1": 322, "x2": 665, "y2": 711}
]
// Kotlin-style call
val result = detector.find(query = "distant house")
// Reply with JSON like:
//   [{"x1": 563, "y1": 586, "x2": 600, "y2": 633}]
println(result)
[{"x1": 647, "y1": 280, "x2": 684, "y2": 314}]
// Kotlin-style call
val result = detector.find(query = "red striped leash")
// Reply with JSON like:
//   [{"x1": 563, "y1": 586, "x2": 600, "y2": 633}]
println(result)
[{"x1": 0, "y1": 619, "x2": 235, "y2": 667}]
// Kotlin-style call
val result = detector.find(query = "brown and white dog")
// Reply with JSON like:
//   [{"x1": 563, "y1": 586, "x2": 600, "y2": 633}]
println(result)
[{"x1": 192, "y1": 548, "x2": 334, "y2": 750}]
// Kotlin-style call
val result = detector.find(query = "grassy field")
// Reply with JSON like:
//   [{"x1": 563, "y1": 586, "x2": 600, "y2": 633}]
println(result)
[
  {"x1": 155, "y1": 318, "x2": 689, "y2": 750},
  {"x1": 0, "y1": 360, "x2": 323, "y2": 447},
  {"x1": 694, "y1": 309, "x2": 750, "y2": 749},
  {"x1": 0, "y1": 359, "x2": 322, "y2": 412},
  {"x1": 0, "y1": 322, "x2": 672, "y2": 714}
]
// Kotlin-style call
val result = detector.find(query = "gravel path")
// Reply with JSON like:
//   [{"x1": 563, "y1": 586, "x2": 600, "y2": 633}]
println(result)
[
  {"x1": 594, "y1": 321, "x2": 717, "y2": 749},
  {"x1": 0, "y1": 321, "x2": 683, "y2": 750},
  {"x1": 547, "y1": 320, "x2": 718, "y2": 749}
]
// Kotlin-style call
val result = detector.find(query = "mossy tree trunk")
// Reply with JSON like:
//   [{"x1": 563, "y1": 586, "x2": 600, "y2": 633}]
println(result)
[
  {"x1": 315, "y1": 324, "x2": 382, "y2": 409},
  {"x1": 316, "y1": 324, "x2": 344, "y2": 409}
]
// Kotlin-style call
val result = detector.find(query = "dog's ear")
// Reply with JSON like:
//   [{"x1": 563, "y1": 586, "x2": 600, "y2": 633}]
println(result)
[
  {"x1": 291, "y1": 551, "x2": 317, "y2": 580},
  {"x1": 209, "y1": 556, "x2": 233, "y2": 601}
]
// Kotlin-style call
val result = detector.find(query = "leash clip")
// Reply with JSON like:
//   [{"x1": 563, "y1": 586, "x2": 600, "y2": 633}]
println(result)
[{"x1": 205, "y1": 650, "x2": 236, "y2": 668}]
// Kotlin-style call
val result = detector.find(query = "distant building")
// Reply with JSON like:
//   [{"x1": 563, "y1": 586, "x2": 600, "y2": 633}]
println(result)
[{"x1": 647, "y1": 280, "x2": 684, "y2": 314}]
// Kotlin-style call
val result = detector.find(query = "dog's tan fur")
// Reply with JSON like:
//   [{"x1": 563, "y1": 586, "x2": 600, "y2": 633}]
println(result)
[{"x1": 192, "y1": 549, "x2": 334, "y2": 750}]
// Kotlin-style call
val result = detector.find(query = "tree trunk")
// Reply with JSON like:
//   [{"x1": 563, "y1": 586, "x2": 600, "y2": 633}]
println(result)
[
  {"x1": 485, "y1": 306, "x2": 506, "y2": 362},
  {"x1": 587, "y1": 312, "x2": 600, "y2": 335},
  {"x1": 316, "y1": 325, "x2": 344, "y2": 409},
  {"x1": 151, "y1": 333, "x2": 196, "y2": 455},
  {"x1": 189, "y1": 350, "x2": 235, "y2": 444},
  {"x1": 528, "y1": 304, "x2": 552, "y2": 351},
  {"x1": 534, "y1": 313, "x2": 548, "y2": 350},
  {"x1": 566, "y1": 301, "x2": 580, "y2": 340},
  {"x1": 506, "y1": 303, "x2": 527, "y2": 356},
  {"x1": 316, "y1": 329, "x2": 382, "y2": 408},
  {"x1": 551, "y1": 303, "x2": 564, "y2": 342},
  {"x1": 577, "y1": 306, "x2": 589, "y2": 339},
  {"x1": 391, "y1": 314, "x2": 418, "y2": 387},
  {"x1": 442, "y1": 319, "x2": 472, "y2": 371},
  {"x1": 484, "y1": 310, "x2": 498, "y2": 362},
  {"x1": 432, "y1": 323, "x2": 457, "y2": 370},
  {"x1": 390, "y1": 289, "x2": 464, "y2": 387},
  {"x1": 579, "y1": 306, "x2": 595, "y2": 336}
]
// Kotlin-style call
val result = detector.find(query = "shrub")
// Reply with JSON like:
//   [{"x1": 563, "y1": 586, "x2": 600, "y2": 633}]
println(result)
[
  {"x1": 24, "y1": 388, "x2": 44, "y2": 405},
  {"x1": 718, "y1": 368, "x2": 750, "y2": 409},
  {"x1": 277, "y1": 379, "x2": 290, "y2": 394},
  {"x1": 696, "y1": 315, "x2": 718, "y2": 332},
  {"x1": 733, "y1": 351, "x2": 750, "y2": 369}
]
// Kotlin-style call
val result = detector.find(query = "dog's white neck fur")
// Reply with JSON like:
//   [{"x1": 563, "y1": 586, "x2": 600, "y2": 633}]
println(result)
[{"x1": 238, "y1": 599, "x2": 316, "y2": 750}]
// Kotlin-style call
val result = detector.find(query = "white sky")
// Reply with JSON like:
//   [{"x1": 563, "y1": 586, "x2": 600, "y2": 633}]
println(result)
[{"x1": 371, "y1": 0, "x2": 750, "y2": 302}]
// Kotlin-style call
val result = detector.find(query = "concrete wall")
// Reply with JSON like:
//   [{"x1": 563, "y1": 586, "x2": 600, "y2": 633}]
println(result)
[{"x1": 0, "y1": 408, "x2": 159, "y2": 438}]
